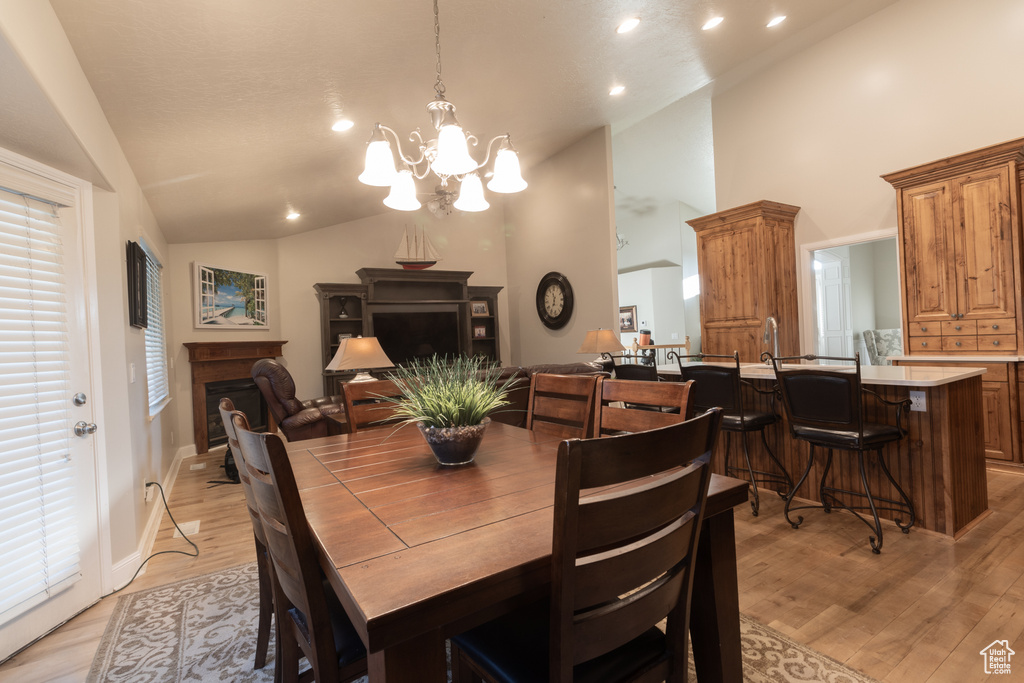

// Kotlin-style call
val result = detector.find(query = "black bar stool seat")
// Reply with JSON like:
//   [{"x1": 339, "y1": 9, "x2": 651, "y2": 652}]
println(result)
[
  {"x1": 671, "y1": 351, "x2": 793, "y2": 516},
  {"x1": 769, "y1": 353, "x2": 915, "y2": 554}
]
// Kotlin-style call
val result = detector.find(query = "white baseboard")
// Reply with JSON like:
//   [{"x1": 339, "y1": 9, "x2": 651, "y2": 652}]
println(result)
[
  {"x1": 112, "y1": 449, "x2": 187, "y2": 589},
  {"x1": 176, "y1": 443, "x2": 197, "y2": 459}
]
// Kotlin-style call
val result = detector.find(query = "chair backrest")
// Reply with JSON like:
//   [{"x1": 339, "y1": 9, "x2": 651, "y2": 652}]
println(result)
[
  {"x1": 218, "y1": 398, "x2": 267, "y2": 548},
  {"x1": 675, "y1": 352, "x2": 744, "y2": 419},
  {"x1": 525, "y1": 373, "x2": 601, "y2": 440},
  {"x1": 548, "y1": 408, "x2": 722, "y2": 682},
  {"x1": 595, "y1": 377, "x2": 694, "y2": 436},
  {"x1": 252, "y1": 358, "x2": 302, "y2": 422},
  {"x1": 771, "y1": 354, "x2": 866, "y2": 443},
  {"x1": 232, "y1": 415, "x2": 339, "y2": 678},
  {"x1": 340, "y1": 379, "x2": 404, "y2": 434},
  {"x1": 612, "y1": 362, "x2": 659, "y2": 381}
]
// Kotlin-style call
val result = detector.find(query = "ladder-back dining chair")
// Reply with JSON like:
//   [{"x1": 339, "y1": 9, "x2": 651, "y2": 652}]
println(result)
[
  {"x1": 232, "y1": 417, "x2": 368, "y2": 683},
  {"x1": 451, "y1": 408, "x2": 723, "y2": 683},
  {"x1": 594, "y1": 377, "x2": 694, "y2": 436},
  {"x1": 612, "y1": 362, "x2": 659, "y2": 381},
  {"x1": 525, "y1": 373, "x2": 602, "y2": 439},
  {"x1": 770, "y1": 353, "x2": 915, "y2": 553},
  {"x1": 671, "y1": 351, "x2": 792, "y2": 516},
  {"x1": 217, "y1": 398, "x2": 275, "y2": 675},
  {"x1": 339, "y1": 378, "x2": 404, "y2": 434}
]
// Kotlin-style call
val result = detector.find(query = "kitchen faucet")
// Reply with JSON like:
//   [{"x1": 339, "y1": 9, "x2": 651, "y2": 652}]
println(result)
[{"x1": 763, "y1": 316, "x2": 779, "y2": 362}]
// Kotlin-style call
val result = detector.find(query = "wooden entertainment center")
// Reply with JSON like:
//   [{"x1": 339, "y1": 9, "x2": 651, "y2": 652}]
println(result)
[{"x1": 314, "y1": 268, "x2": 502, "y2": 395}]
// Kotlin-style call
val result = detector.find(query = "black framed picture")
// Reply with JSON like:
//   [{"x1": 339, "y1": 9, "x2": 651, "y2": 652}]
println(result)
[{"x1": 126, "y1": 241, "x2": 148, "y2": 328}]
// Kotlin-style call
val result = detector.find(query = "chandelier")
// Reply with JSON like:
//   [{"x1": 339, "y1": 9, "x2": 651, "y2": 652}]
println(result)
[{"x1": 358, "y1": 0, "x2": 527, "y2": 213}]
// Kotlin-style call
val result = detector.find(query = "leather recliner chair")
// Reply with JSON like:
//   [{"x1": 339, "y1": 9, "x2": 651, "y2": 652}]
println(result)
[{"x1": 251, "y1": 358, "x2": 345, "y2": 442}]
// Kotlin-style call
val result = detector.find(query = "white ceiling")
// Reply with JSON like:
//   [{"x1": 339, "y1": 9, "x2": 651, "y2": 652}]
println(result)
[{"x1": 38, "y1": 0, "x2": 897, "y2": 244}]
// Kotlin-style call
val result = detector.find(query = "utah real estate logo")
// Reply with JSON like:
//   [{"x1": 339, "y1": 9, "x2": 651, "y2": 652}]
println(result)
[{"x1": 980, "y1": 640, "x2": 1014, "y2": 675}]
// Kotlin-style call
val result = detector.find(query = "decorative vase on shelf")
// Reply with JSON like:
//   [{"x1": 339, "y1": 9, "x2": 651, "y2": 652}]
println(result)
[{"x1": 417, "y1": 417, "x2": 490, "y2": 466}]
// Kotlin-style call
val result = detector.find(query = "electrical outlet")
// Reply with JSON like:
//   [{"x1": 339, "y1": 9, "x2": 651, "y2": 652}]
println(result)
[
  {"x1": 144, "y1": 483, "x2": 155, "y2": 503},
  {"x1": 909, "y1": 390, "x2": 926, "y2": 412}
]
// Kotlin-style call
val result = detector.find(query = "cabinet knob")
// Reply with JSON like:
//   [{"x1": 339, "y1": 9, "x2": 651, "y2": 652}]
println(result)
[
  {"x1": 955, "y1": 341, "x2": 961, "y2": 347},
  {"x1": 955, "y1": 325, "x2": 961, "y2": 330},
  {"x1": 921, "y1": 341, "x2": 928, "y2": 347},
  {"x1": 950, "y1": 314, "x2": 956, "y2": 319},
  {"x1": 994, "y1": 340, "x2": 1000, "y2": 346},
  {"x1": 993, "y1": 324, "x2": 999, "y2": 330},
  {"x1": 920, "y1": 326, "x2": 928, "y2": 332}
]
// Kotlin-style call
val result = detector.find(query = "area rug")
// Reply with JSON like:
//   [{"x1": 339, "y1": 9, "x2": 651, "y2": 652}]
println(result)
[{"x1": 89, "y1": 563, "x2": 879, "y2": 682}]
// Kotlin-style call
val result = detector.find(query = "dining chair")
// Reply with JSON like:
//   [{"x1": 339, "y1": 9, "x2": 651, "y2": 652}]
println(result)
[
  {"x1": 232, "y1": 416, "x2": 368, "y2": 683},
  {"x1": 594, "y1": 377, "x2": 694, "y2": 436},
  {"x1": 770, "y1": 353, "x2": 915, "y2": 553},
  {"x1": 525, "y1": 373, "x2": 602, "y2": 439},
  {"x1": 339, "y1": 378, "x2": 404, "y2": 434},
  {"x1": 671, "y1": 351, "x2": 792, "y2": 517},
  {"x1": 451, "y1": 407, "x2": 723, "y2": 683},
  {"x1": 217, "y1": 398, "x2": 275, "y2": 675}
]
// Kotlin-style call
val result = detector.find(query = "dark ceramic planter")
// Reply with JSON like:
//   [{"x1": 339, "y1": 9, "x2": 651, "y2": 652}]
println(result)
[{"x1": 417, "y1": 417, "x2": 490, "y2": 466}]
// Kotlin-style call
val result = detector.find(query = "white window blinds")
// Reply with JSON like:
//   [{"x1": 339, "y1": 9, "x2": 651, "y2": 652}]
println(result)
[
  {"x1": 0, "y1": 187, "x2": 80, "y2": 622},
  {"x1": 142, "y1": 245, "x2": 168, "y2": 413}
]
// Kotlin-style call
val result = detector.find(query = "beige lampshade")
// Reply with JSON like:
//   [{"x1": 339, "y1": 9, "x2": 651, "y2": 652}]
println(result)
[
  {"x1": 326, "y1": 337, "x2": 395, "y2": 372},
  {"x1": 577, "y1": 329, "x2": 626, "y2": 355}
]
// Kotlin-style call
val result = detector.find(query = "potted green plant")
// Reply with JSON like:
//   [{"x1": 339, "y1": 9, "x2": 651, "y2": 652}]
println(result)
[{"x1": 384, "y1": 355, "x2": 522, "y2": 465}]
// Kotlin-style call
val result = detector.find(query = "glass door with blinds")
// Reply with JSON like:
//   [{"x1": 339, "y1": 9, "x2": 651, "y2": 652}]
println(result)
[{"x1": 0, "y1": 163, "x2": 101, "y2": 660}]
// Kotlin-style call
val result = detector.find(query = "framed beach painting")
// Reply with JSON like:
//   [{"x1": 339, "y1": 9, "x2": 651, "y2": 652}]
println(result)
[{"x1": 193, "y1": 262, "x2": 269, "y2": 329}]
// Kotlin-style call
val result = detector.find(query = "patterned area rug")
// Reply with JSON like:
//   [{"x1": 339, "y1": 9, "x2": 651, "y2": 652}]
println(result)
[{"x1": 89, "y1": 563, "x2": 879, "y2": 682}]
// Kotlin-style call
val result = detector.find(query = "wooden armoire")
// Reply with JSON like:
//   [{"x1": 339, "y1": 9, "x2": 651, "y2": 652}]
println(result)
[
  {"x1": 884, "y1": 137, "x2": 1024, "y2": 463},
  {"x1": 687, "y1": 200, "x2": 800, "y2": 362}
]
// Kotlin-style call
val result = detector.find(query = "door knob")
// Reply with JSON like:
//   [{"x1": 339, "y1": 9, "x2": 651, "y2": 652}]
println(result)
[{"x1": 74, "y1": 421, "x2": 98, "y2": 437}]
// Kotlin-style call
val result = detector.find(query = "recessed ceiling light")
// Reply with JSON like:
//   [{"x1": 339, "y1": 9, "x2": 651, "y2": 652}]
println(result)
[
  {"x1": 286, "y1": 212, "x2": 300, "y2": 220},
  {"x1": 702, "y1": 16, "x2": 724, "y2": 30},
  {"x1": 616, "y1": 17, "x2": 640, "y2": 33},
  {"x1": 609, "y1": 85, "x2": 626, "y2": 96},
  {"x1": 331, "y1": 119, "x2": 354, "y2": 132},
  {"x1": 767, "y1": 16, "x2": 786, "y2": 28}
]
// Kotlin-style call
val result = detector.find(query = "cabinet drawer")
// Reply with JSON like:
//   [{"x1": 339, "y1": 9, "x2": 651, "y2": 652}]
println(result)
[
  {"x1": 907, "y1": 323, "x2": 938, "y2": 337},
  {"x1": 976, "y1": 318, "x2": 1011, "y2": 334},
  {"x1": 941, "y1": 336, "x2": 978, "y2": 351},
  {"x1": 978, "y1": 334, "x2": 1016, "y2": 351},
  {"x1": 910, "y1": 336, "x2": 942, "y2": 350},
  {"x1": 941, "y1": 320, "x2": 977, "y2": 336},
  {"x1": 969, "y1": 362, "x2": 1010, "y2": 382}
]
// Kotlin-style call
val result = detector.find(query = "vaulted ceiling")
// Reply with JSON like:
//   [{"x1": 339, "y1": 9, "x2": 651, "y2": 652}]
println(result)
[{"x1": 38, "y1": 0, "x2": 896, "y2": 243}]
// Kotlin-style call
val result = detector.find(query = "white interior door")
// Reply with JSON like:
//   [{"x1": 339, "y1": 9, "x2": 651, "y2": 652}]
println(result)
[
  {"x1": 814, "y1": 249, "x2": 853, "y2": 364},
  {"x1": 0, "y1": 159, "x2": 102, "y2": 660}
]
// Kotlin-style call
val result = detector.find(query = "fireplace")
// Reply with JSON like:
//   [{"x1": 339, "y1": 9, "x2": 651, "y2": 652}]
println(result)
[
  {"x1": 184, "y1": 340, "x2": 286, "y2": 453},
  {"x1": 206, "y1": 378, "x2": 268, "y2": 448}
]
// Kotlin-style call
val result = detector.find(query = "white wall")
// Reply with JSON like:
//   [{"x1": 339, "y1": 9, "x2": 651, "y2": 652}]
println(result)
[
  {"x1": 0, "y1": 3, "x2": 174, "y2": 568},
  {"x1": 504, "y1": 127, "x2": 618, "y2": 365},
  {"x1": 872, "y1": 239, "x2": 900, "y2": 329},
  {"x1": 712, "y1": 0, "x2": 1024, "y2": 351},
  {"x1": 617, "y1": 266, "x2": 687, "y2": 349}
]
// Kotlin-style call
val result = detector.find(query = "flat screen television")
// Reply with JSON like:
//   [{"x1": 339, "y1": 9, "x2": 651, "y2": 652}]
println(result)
[{"x1": 370, "y1": 304, "x2": 461, "y2": 366}]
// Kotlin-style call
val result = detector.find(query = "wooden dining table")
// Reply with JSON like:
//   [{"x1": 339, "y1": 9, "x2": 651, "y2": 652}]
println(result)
[{"x1": 286, "y1": 420, "x2": 749, "y2": 683}]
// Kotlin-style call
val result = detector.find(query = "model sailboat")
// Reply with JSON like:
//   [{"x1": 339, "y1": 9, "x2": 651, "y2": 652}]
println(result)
[{"x1": 394, "y1": 225, "x2": 441, "y2": 270}]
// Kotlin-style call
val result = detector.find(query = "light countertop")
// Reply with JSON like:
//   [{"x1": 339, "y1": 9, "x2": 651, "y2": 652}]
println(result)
[
  {"x1": 658, "y1": 362, "x2": 986, "y2": 387},
  {"x1": 888, "y1": 354, "x2": 1022, "y2": 363}
]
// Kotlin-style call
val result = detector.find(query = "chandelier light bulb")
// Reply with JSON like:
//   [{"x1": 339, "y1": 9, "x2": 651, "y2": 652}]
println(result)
[
  {"x1": 431, "y1": 125, "x2": 479, "y2": 177},
  {"x1": 383, "y1": 170, "x2": 422, "y2": 211},
  {"x1": 359, "y1": 135, "x2": 398, "y2": 187},
  {"x1": 454, "y1": 173, "x2": 489, "y2": 212},
  {"x1": 487, "y1": 148, "x2": 527, "y2": 193}
]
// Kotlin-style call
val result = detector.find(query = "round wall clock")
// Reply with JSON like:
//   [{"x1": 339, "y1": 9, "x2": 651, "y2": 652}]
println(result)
[{"x1": 536, "y1": 272, "x2": 574, "y2": 329}]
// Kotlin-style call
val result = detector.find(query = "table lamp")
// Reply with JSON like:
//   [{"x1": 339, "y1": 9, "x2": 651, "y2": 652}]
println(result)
[
  {"x1": 576, "y1": 328, "x2": 626, "y2": 363},
  {"x1": 326, "y1": 336, "x2": 395, "y2": 382}
]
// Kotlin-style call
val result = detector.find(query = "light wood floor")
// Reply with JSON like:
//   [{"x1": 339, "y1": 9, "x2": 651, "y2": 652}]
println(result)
[{"x1": 2, "y1": 449, "x2": 1023, "y2": 682}]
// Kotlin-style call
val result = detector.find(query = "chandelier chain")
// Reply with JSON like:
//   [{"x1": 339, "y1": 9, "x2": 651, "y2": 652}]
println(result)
[{"x1": 433, "y1": 0, "x2": 445, "y2": 98}]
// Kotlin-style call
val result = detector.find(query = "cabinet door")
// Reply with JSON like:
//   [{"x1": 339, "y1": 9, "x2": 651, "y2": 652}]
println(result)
[
  {"x1": 901, "y1": 181, "x2": 959, "y2": 323},
  {"x1": 981, "y1": 381, "x2": 1014, "y2": 461},
  {"x1": 953, "y1": 166, "x2": 1016, "y2": 320},
  {"x1": 697, "y1": 221, "x2": 764, "y2": 361}
]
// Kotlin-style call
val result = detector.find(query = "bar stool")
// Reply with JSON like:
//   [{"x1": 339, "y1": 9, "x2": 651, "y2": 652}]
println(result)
[
  {"x1": 769, "y1": 353, "x2": 915, "y2": 554},
  {"x1": 670, "y1": 351, "x2": 792, "y2": 516}
]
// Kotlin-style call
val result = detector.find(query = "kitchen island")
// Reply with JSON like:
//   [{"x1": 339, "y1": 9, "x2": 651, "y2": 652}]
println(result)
[{"x1": 659, "y1": 362, "x2": 989, "y2": 538}]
